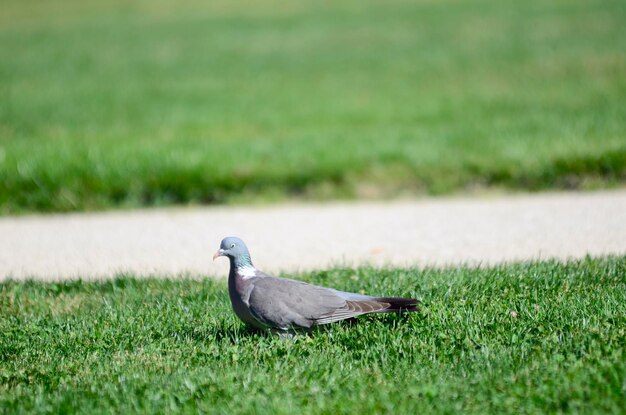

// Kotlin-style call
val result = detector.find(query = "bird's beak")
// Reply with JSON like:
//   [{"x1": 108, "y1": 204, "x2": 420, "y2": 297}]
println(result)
[{"x1": 213, "y1": 249, "x2": 225, "y2": 260}]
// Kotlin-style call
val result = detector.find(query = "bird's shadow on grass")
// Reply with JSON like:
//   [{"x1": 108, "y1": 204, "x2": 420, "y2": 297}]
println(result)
[
  {"x1": 178, "y1": 311, "x2": 423, "y2": 343},
  {"x1": 323, "y1": 311, "x2": 422, "y2": 331}
]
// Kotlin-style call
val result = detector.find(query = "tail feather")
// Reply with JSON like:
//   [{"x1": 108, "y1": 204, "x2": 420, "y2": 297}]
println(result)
[{"x1": 375, "y1": 296, "x2": 420, "y2": 313}]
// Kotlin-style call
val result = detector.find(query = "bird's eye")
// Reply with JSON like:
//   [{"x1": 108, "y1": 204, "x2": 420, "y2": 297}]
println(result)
[{"x1": 230, "y1": 243, "x2": 236, "y2": 248}]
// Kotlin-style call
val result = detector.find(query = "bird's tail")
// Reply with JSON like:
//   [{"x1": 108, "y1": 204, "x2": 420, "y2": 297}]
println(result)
[{"x1": 374, "y1": 297, "x2": 420, "y2": 313}]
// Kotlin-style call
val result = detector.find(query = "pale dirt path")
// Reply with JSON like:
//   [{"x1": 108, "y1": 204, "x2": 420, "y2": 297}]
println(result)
[{"x1": 1, "y1": 190, "x2": 625, "y2": 281}]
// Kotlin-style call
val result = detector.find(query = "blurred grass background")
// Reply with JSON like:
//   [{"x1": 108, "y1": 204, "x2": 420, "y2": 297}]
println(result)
[{"x1": 1, "y1": 0, "x2": 625, "y2": 213}]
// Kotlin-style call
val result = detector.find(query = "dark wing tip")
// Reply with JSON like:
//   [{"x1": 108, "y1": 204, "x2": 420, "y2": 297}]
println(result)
[{"x1": 375, "y1": 296, "x2": 421, "y2": 312}]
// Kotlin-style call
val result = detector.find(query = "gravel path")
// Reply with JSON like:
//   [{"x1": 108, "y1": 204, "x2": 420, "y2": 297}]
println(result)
[{"x1": 1, "y1": 190, "x2": 625, "y2": 281}]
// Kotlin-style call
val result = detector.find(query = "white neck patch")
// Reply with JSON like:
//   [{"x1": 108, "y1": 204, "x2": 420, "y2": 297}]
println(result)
[{"x1": 238, "y1": 264, "x2": 257, "y2": 279}]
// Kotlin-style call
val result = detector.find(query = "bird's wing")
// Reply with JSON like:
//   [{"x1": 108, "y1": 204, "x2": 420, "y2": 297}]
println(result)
[
  {"x1": 313, "y1": 299, "x2": 391, "y2": 325},
  {"x1": 247, "y1": 273, "x2": 390, "y2": 329}
]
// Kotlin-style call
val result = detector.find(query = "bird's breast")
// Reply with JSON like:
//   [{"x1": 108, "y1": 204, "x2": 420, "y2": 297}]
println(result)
[{"x1": 228, "y1": 274, "x2": 267, "y2": 329}]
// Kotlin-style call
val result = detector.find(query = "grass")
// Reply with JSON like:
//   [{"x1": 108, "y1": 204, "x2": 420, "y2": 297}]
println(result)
[
  {"x1": 1, "y1": 0, "x2": 625, "y2": 213},
  {"x1": 1, "y1": 257, "x2": 625, "y2": 414}
]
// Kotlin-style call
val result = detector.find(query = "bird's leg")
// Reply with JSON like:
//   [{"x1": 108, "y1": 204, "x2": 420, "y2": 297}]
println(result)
[{"x1": 274, "y1": 330, "x2": 295, "y2": 339}]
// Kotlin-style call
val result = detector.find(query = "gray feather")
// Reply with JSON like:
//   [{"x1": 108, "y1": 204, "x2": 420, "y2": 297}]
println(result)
[{"x1": 248, "y1": 274, "x2": 346, "y2": 329}]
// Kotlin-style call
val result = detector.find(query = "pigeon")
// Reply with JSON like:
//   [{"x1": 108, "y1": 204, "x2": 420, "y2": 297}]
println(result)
[{"x1": 213, "y1": 236, "x2": 419, "y2": 332}]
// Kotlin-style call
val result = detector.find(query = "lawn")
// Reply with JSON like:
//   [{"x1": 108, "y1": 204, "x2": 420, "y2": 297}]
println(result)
[
  {"x1": 1, "y1": 257, "x2": 624, "y2": 414},
  {"x1": 1, "y1": 0, "x2": 625, "y2": 213}
]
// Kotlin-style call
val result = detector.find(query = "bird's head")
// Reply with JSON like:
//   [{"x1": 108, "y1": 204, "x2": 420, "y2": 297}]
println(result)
[{"x1": 213, "y1": 236, "x2": 251, "y2": 263}]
